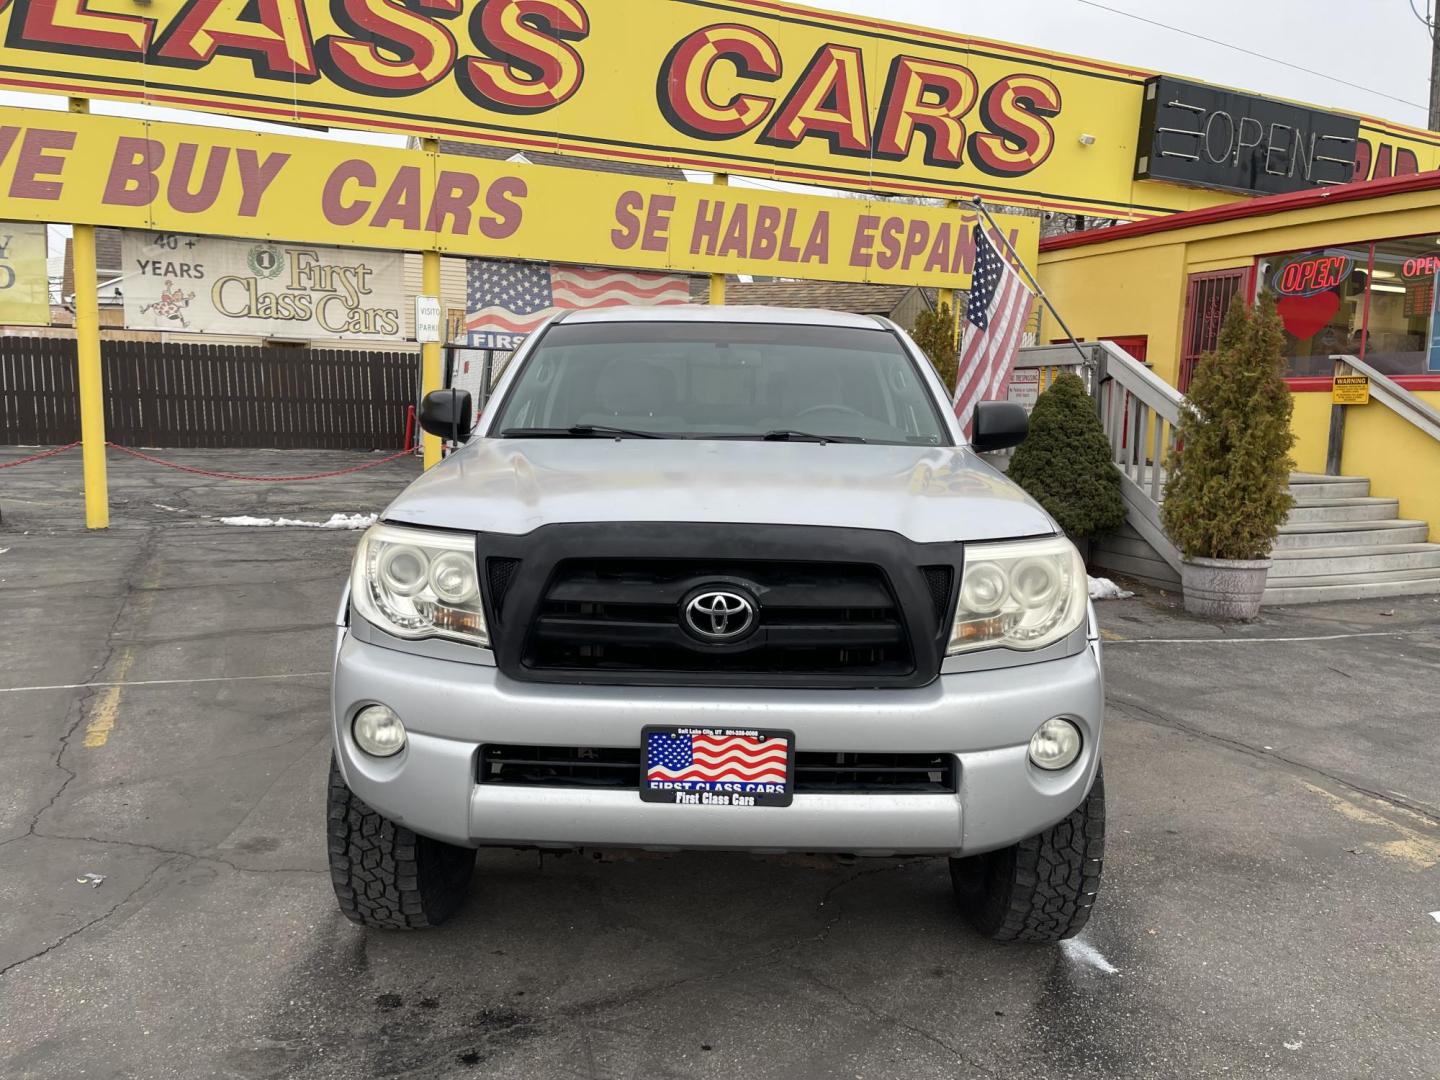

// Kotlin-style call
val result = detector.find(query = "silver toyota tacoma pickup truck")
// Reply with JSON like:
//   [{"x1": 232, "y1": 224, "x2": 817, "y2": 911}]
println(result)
[{"x1": 328, "y1": 306, "x2": 1105, "y2": 943}]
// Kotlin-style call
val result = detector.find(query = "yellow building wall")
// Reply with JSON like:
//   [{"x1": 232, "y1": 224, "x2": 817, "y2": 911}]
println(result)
[
  {"x1": 1038, "y1": 243, "x2": 1189, "y2": 386},
  {"x1": 1289, "y1": 393, "x2": 1332, "y2": 475},
  {"x1": 1038, "y1": 191, "x2": 1440, "y2": 540},
  {"x1": 1339, "y1": 394, "x2": 1440, "y2": 543}
]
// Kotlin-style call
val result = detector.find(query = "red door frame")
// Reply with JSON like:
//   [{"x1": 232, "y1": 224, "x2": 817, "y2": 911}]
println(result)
[{"x1": 1179, "y1": 268, "x2": 1251, "y2": 392}]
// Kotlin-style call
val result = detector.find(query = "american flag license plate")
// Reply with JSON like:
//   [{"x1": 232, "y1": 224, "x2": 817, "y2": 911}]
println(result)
[{"x1": 640, "y1": 726, "x2": 795, "y2": 807}]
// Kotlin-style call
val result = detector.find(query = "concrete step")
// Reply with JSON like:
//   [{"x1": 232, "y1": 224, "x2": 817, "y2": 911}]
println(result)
[
  {"x1": 1263, "y1": 575, "x2": 1440, "y2": 606},
  {"x1": 1266, "y1": 565, "x2": 1440, "y2": 589},
  {"x1": 1273, "y1": 520, "x2": 1431, "y2": 549},
  {"x1": 1288, "y1": 474, "x2": 1370, "y2": 501},
  {"x1": 1269, "y1": 543, "x2": 1440, "y2": 577},
  {"x1": 1285, "y1": 497, "x2": 1399, "y2": 524}
]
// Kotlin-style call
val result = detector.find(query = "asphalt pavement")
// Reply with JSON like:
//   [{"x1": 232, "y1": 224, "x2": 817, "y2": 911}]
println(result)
[{"x1": 1, "y1": 446, "x2": 1437, "y2": 1080}]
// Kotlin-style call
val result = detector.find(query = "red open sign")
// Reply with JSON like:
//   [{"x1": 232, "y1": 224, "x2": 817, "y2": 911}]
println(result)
[{"x1": 1272, "y1": 254, "x2": 1354, "y2": 296}]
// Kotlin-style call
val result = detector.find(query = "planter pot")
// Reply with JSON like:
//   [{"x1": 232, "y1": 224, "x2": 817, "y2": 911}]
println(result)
[{"x1": 1180, "y1": 557, "x2": 1271, "y2": 620}]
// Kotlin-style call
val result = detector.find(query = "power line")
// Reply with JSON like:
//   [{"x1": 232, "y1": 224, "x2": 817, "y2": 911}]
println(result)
[{"x1": 1073, "y1": 0, "x2": 1429, "y2": 113}]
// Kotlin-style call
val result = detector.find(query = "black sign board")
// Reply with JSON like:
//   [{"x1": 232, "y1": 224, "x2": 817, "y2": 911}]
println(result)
[{"x1": 1136, "y1": 76, "x2": 1359, "y2": 196}]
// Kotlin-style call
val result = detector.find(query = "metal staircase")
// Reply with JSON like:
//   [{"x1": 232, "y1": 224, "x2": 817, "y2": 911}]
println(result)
[{"x1": 1010, "y1": 343, "x2": 1440, "y2": 607}]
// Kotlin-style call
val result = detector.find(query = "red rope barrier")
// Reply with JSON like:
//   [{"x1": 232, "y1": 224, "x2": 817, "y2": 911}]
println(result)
[
  {"x1": 0, "y1": 441, "x2": 82, "y2": 469},
  {"x1": 104, "y1": 443, "x2": 417, "y2": 482}
]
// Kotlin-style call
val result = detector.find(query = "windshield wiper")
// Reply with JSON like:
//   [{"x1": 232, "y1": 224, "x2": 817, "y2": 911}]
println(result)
[
  {"x1": 500, "y1": 425, "x2": 666, "y2": 440},
  {"x1": 760, "y1": 429, "x2": 866, "y2": 444}
]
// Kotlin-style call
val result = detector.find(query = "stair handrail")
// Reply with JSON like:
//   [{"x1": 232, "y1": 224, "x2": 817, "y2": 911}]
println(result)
[
  {"x1": 1329, "y1": 354, "x2": 1440, "y2": 444},
  {"x1": 1093, "y1": 340, "x2": 1184, "y2": 424}
]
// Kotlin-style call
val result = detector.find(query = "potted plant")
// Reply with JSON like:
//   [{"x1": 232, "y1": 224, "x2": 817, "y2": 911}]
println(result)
[
  {"x1": 1006, "y1": 371, "x2": 1126, "y2": 562},
  {"x1": 1161, "y1": 294, "x2": 1296, "y2": 619}
]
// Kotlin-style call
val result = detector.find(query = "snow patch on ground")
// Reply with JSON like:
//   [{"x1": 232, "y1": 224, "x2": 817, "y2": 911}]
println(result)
[
  {"x1": 1060, "y1": 937, "x2": 1119, "y2": 975},
  {"x1": 1088, "y1": 576, "x2": 1134, "y2": 601},
  {"x1": 218, "y1": 513, "x2": 377, "y2": 530}
]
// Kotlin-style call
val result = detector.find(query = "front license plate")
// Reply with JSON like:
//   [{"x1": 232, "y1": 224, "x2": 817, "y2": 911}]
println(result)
[{"x1": 640, "y1": 726, "x2": 795, "y2": 807}]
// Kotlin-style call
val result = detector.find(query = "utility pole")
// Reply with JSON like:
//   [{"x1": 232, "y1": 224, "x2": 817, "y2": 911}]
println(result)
[
  {"x1": 1431, "y1": 13, "x2": 1440, "y2": 130},
  {"x1": 1420, "y1": 0, "x2": 1440, "y2": 130}
]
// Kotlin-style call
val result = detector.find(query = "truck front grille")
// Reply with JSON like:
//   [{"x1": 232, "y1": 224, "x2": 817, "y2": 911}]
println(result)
[
  {"x1": 479, "y1": 746, "x2": 957, "y2": 794},
  {"x1": 475, "y1": 523, "x2": 961, "y2": 689},
  {"x1": 523, "y1": 559, "x2": 913, "y2": 681}
]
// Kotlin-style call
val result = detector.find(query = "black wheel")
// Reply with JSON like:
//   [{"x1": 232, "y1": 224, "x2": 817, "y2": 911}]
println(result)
[
  {"x1": 950, "y1": 767, "x2": 1105, "y2": 943},
  {"x1": 326, "y1": 756, "x2": 476, "y2": 929}
]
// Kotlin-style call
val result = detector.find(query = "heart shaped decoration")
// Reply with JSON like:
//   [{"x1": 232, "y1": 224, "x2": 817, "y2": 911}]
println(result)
[{"x1": 1275, "y1": 291, "x2": 1341, "y2": 340}]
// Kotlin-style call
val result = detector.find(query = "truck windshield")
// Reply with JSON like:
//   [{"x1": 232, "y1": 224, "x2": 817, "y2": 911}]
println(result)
[{"x1": 490, "y1": 322, "x2": 950, "y2": 445}]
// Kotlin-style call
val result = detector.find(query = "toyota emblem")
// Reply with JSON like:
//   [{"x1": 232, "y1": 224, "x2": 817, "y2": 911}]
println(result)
[{"x1": 683, "y1": 590, "x2": 757, "y2": 641}]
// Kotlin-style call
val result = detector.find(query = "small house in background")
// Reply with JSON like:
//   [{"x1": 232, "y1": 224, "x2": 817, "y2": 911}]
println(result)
[{"x1": 693, "y1": 281, "x2": 935, "y2": 331}]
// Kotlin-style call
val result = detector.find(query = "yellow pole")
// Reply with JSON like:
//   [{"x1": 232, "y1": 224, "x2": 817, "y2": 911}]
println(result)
[
  {"x1": 420, "y1": 137, "x2": 443, "y2": 469},
  {"x1": 70, "y1": 98, "x2": 108, "y2": 529},
  {"x1": 709, "y1": 173, "x2": 728, "y2": 305}
]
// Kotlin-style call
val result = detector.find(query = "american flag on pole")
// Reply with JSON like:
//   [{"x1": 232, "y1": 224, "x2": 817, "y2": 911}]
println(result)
[
  {"x1": 953, "y1": 225, "x2": 1036, "y2": 438},
  {"x1": 645, "y1": 731, "x2": 789, "y2": 789},
  {"x1": 465, "y1": 259, "x2": 691, "y2": 349}
]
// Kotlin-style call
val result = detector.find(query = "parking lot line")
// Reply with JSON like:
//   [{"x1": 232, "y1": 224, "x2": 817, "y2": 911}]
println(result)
[
  {"x1": 1105, "y1": 630, "x2": 1417, "y2": 646},
  {"x1": 0, "y1": 671, "x2": 329, "y2": 694},
  {"x1": 81, "y1": 649, "x2": 135, "y2": 748}
]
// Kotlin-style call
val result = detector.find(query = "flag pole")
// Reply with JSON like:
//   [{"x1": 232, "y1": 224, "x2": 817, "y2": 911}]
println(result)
[{"x1": 969, "y1": 195, "x2": 1092, "y2": 369}]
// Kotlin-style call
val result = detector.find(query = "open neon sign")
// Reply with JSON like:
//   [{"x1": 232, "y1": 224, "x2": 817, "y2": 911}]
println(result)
[{"x1": 1272, "y1": 253, "x2": 1353, "y2": 296}]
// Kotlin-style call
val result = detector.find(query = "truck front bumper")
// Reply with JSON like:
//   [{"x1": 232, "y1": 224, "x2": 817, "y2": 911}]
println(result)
[{"x1": 331, "y1": 632, "x2": 1104, "y2": 857}]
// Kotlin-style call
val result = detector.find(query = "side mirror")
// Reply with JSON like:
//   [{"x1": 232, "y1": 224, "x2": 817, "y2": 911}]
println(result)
[
  {"x1": 419, "y1": 388, "x2": 474, "y2": 443},
  {"x1": 970, "y1": 401, "x2": 1029, "y2": 453}
]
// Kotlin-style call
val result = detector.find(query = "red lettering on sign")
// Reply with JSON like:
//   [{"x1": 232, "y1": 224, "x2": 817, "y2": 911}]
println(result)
[
  {"x1": 1273, "y1": 254, "x2": 1352, "y2": 297},
  {"x1": 151, "y1": 0, "x2": 318, "y2": 81},
  {"x1": 10, "y1": 0, "x2": 152, "y2": 58},
  {"x1": 657, "y1": 23, "x2": 781, "y2": 139},
  {"x1": 968, "y1": 73, "x2": 1060, "y2": 177},
  {"x1": 8, "y1": 127, "x2": 73, "y2": 199},
  {"x1": 760, "y1": 44, "x2": 872, "y2": 156},
  {"x1": 874, "y1": 56, "x2": 978, "y2": 167},
  {"x1": 457, "y1": 0, "x2": 588, "y2": 115},
  {"x1": 320, "y1": 0, "x2": 462, "y2": 96}
]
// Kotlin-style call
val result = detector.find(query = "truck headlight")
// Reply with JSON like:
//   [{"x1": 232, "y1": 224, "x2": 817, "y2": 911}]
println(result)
[
  {"x1": 947, "y1": 536, "x2": 1087, "y2": 654},
  {"x1": 351, "y1": 524, "x2": 488, "y2": 646}
]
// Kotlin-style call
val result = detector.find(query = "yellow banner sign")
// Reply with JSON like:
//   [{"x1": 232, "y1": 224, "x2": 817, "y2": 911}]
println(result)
[
  {"x1": 0, "y1": 219, "x2": 48, "y2": 325},
  {"x1": 0, "y1": 106, "x2": 1036, "y2": 289},
  {"x1": 2, "y1": 1, "x2": 1435, "y2": 217}
]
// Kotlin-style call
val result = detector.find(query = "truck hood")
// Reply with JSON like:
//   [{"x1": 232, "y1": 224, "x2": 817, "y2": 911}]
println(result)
[{"x1": 384, "y1": 438, "x2": 1056, "y2": 545}]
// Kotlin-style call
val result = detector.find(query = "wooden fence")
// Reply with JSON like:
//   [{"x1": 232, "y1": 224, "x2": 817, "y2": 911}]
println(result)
[{"x1": 0, "y1": 337, "x2": 417, "y2": 450}]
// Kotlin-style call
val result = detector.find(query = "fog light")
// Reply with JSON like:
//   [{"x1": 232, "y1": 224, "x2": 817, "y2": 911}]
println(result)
[
  {"x1": 1029, "y1": 717, "x2": 1081, "y2": 770},
  {"x1": 353, "y1": 704, "x2": 406, "y2": 757}
]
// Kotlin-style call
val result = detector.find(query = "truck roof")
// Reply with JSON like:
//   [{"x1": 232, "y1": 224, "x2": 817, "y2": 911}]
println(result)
[{"x1": 561, "y1": 305, "x2": 890, "y2": 330}]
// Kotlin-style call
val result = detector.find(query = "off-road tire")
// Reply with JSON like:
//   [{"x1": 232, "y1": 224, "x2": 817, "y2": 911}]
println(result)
[
  {"x1": 327, "y1": 757, "x2": 476, "y2": 929},
  {"x1": 950, "y1": 767, "x2": 1105, "y2": 943}
]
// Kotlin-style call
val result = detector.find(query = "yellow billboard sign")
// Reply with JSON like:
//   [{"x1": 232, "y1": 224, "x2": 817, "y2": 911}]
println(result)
[
  {"x1": 0, "y1": 106, "x2": 1036, "y2": 289},
  {"x1": 0, "y1": 219, "x2": 48, "y2": 325},
  {"x1": 2, "y1": 0, "x2": 1435, "y2": 217}
]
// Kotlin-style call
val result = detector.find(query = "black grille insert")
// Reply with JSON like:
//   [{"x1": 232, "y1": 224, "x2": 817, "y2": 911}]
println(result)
[
  {"x1": 524, "y1": 558, "x2": 913, "y2": 679},
  {"x1": 919, "y1": 565, "x2": 954, "y2": 626},
  {"x1": 486, "y1": 557, "x2": 522, "y2": 617},
  {"x1": 479, "y1": 745, "x2": 956, "y2": 794}
]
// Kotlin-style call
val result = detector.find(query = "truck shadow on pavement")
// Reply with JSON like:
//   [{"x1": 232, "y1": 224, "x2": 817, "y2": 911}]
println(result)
[{"x1": 246, "y1": 847, "x2": 1146, "y2": 1080}]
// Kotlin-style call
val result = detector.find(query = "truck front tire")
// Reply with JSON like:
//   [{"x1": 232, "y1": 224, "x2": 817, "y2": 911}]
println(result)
[
  {"x1": 327, "y1": 757, "x2": 476, "y2": 929},
  {"x1": 949, "y1": 767, "x2": 1105, "y2": 943}
]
